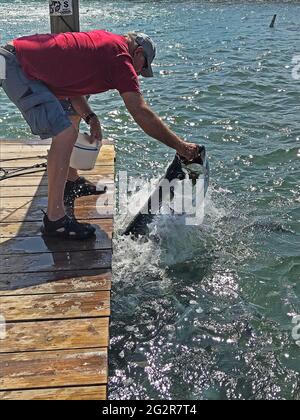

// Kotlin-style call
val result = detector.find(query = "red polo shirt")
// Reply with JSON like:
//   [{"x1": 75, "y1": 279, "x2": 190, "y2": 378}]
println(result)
[{"x1": 14, "y1": 30, "x2": 141, "y2": 99}]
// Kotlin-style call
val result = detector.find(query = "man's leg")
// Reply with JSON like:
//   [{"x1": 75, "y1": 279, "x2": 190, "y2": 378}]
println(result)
[
  {"x1": 47, "y1": 125, "x2": 78, "y2": 221},
  {"x1": 67, "y1": 114, "x2": 81, "y2": 182}
]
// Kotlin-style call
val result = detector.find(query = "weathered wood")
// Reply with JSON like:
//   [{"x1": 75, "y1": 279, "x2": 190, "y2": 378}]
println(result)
[
  {"x1": 0, "y1": 181, "x2": 114, "y2": 197},
  {"x1": 0, "y1": 232, "x2": 112, "y2": 254},
  {"x1": 0, "y1": 291, "x2": 110, "y2": 321},
  {"x1": 0, "y1": 385, "x2": 106, "y2": 400},
  {"x1": 0, "y1": 348, "x2": 107, "y2": 390},
  {"x1": 0, "y1": 150, "x2": 49, "y2": 157},
  {"x1": 0, "y1": 149, "x2": 114, "y2": 161},
  {"x1": 0, "y1": 142, "x2": 113, "y2": 154},
  {"x1": 1, "y1": 185, "x2": 49, "y2": 197},
  {"x1": 0, "y1": 144, "x2": 115, "y2": 163},
  {"x1": 0, "y1": 174, "x2": 114, "y2": 187},
  {"x1": 0, "y1": 144, "x2": 50, "y2": 152},
  {"x1": 0, "y1": 188, "x2": 114, "y2": 209},
  {"x1": 1, "y1": 158, "x2": 113, "y2": 169},
  {"x1": 0, "y1": 270, "x2": 111, "y2": 295},
  {"x1": 0, "y1": 139, "x2": 114, "y2": 400},
  {"x1": 0, "y1": 219, "x2": 112, "y2": 239},
  {"x1": 1, "y1": 172, "x2": 114, "y2": 186},
  {"x1": 0, "y1": 249, "x2": 112, "y2": 274},
  {"x1": 1, "y1": 317, "x2": 109, "y2": 353},
  {"x1": 0, "y1": 206, "x2": 114, "y2": 223},
  {"x1": 0, "y1": 237, "x2": 111, "y2": 255}
]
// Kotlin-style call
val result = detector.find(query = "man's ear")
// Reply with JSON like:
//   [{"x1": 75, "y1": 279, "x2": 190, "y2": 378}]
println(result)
[{"x1": 134, "y1": 46, "x2": 144, "y2": 56}]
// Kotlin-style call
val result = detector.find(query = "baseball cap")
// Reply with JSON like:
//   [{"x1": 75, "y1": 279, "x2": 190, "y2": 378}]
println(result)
[{"x1": 135, "y1": 33, "x2": 156, "y2": 77}]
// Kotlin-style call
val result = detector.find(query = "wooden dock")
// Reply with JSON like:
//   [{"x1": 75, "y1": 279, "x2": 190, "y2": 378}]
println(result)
[{"x1": 0, "y1": 139, "x2": 115, "y2": 400}]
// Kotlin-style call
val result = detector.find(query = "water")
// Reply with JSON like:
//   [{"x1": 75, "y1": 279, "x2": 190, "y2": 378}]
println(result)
[{"x1": 1, "y1": 0, "x2": 299, "y2": 400}]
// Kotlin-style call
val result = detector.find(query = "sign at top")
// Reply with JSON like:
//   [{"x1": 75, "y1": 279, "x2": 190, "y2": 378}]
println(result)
[{"x1": 49, "y1": 0, "x2": 73, "y2": 16}]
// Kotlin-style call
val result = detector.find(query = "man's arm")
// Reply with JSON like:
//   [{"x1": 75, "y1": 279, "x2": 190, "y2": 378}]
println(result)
[
  {"x1": 121, "y1": 92, "x2": 199, "y2": 160},
  {"x1": 69, "y1": 96, "x2": 102, "y2": 142}
]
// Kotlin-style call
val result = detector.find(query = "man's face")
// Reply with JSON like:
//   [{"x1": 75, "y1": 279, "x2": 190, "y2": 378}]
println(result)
[{"x1": 132, "y1": 46, "x2": 147, "y2": 76}]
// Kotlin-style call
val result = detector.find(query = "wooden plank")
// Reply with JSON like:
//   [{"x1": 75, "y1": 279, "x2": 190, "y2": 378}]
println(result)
[
  {"x1": 0, "y1": 188, "x2": 114, "y2": 208},
  {"x1": 0, "y1": 218, "x2": 112, "y2": 239},
  {"x1": 0, "y1": 145, "x2": 50, "y2": 153},
  {"x1": 0, "y1": 166, "x2": 114, "y2": 185},
  {"x1": 0, "y1": 270, "x2": 111, "y2": 295},
  {"x1": 0, "y1": 150, "x2": 49, "y2": 157},
  {"x1": 0, "y1": 291, "x2": 110, "y2": 321},
  {"x1": 0, "y1": 236, "x2": 112, "y2": 255},
  {"x1": 0, "y1": 142, "x2": 114, "y2": 154},
  {"x1": 0, "y1": 385, "x2": 106, "y2": 400},
  {"x1": 1, "y1": 185, "x2": 49, "y2": 197},
  {"x1": 1, "y1": 318, "x2": 109, "y2": 353},
  {"x1": 0, "y1": 206, "x2": 113, "y2": 223},
  {"x1": 0, "y1": 145, "x2": 114, "y2": 164},
  {"x1": 0, "y1": 174, "x2": 114, "y2": 187},
  {"x1": 0, "y1": 249, "x2": 112, "y2": 274},
  {"x1": 0, "y1": 234, "x2": 112, "y2": 255},
  {"x1": 0, "y1": 348, "x2": 107, "y2": 390},
  {"x1": 0, "y1": 141, "x2": 113, "y2": 148},
  {"x1": 0, "y1": 151, "x2": 114, "y2": 163},
  {"x1": 0, "y1": 175, "x2": 46, "y2": 187},
  {"x1": 0, "y1": 159, "x2": 48, "y2": 168},
  {"x1": 1, "y1": 158, "x2": 113, "y2": 168},
  {"x1": 0, "y1": 181, "x2": 114, "y2": 197}
]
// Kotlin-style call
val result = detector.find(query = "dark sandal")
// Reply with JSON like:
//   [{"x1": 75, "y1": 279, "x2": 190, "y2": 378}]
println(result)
[
  {"x1": 41, "y1": 212, "x2": 96, "y2": 240},
  {"x1": 64, "y1": 176, "x2": 107, "y2": 202}
]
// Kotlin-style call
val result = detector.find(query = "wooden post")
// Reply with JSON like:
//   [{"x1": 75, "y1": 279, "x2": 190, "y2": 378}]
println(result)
[
  {"x1": 49, "y1": 0, "x2": 80, "y2": 33},
  {"x1": 270, "y1": 14, "x2": 277, "y2": 28}
]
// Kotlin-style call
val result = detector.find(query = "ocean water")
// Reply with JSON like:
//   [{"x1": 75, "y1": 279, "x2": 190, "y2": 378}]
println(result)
[{"x1": 0, "y1": 1, "x2": 299, "y2": 400}]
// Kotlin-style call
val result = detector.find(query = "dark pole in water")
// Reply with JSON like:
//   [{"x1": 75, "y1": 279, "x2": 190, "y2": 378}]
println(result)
[
  {"x1": 49, "y1": 0, "x2": 80, "y2": 33},
  {"x1": 269, "y1": 14, "x2": 277, "y2": 28}
]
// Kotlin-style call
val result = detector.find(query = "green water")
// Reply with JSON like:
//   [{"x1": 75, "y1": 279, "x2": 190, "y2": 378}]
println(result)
[{"x1": 0, "y1": 1, "x2": 299, "y2": 400}]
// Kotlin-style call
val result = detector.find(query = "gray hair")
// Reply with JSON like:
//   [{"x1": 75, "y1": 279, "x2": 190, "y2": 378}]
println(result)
[{"x1": 125, "y1": 32, "x2": 139, "y2": 46}]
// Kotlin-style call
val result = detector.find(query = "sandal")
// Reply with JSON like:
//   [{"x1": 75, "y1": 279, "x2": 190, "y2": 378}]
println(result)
[
  {"x1": 41, "y1": 211, "x2": 96, "y2": 240},
  {"x1": 64, "y1": 176, "x2": 107, "y2": 203}
]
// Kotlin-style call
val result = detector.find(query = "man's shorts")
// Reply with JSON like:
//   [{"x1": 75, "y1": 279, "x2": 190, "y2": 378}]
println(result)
[{"x1": 0, "y1": 45, "x2": 72, "y2": 139}]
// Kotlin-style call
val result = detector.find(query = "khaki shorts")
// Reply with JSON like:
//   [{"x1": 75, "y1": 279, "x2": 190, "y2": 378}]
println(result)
[{"x1": 0, "y1": 46, "x2": 71, "y2": 139}]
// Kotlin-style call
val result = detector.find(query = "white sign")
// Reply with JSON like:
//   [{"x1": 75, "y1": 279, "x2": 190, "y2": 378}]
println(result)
[{"x1": 49, "y1": 0, "x2": 73, "y2": 17}]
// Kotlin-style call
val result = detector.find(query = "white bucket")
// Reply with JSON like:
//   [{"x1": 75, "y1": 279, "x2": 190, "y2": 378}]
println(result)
[{"x1": 70, "y1": 133, "x2": 101, "y2": 170}]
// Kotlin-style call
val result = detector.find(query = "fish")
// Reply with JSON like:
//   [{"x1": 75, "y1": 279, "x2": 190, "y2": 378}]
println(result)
[{"x1": 120, "y1": 145, "x2": 210, "y2": 236}]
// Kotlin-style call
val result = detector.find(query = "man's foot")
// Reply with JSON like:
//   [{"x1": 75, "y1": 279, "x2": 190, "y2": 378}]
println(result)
[
  {"x1": 64, "y1": 176, "x2": 107, "y2": 206},
  {"x1": 41, "y1": 212, "x2": 96, "y2": 240}
]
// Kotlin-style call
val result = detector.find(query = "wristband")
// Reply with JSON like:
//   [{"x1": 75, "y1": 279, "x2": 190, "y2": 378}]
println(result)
[{"x1": 84, "y1": 112, "x2": 97, "y2": 125}]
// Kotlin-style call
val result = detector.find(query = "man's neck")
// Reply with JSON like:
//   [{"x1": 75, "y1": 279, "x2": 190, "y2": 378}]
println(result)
[{"x1": 124, "y1": 35, "x2": 136, "y2": 57}]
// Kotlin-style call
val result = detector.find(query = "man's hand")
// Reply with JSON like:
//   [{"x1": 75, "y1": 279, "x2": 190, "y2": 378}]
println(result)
[
  {"x1": 89, "y1": 116, "x2": 103, "y2": 143},
  {"x1": 69, "y1": 96, "x2": 102, "y2": 143},
  {"x1": 177, "y1": 141, "x2": 199, "y2": 161}
]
